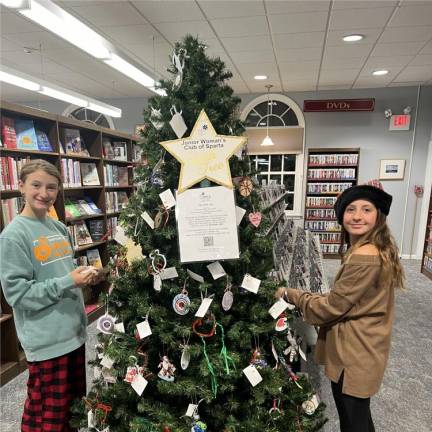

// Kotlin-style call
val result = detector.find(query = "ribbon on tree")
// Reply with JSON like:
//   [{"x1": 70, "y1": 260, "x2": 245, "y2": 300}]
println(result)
[
  {"x1": 200, "y1": 336, "x2": 217, "y2": 398},
  {"x1": 216, "y1": 322, "x2": 235, "y2": 375}
]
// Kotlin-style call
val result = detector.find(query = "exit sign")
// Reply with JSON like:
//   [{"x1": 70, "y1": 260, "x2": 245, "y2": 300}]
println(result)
[{"x1": 389, "y1": 114, "x2": 411, "y2": 131}]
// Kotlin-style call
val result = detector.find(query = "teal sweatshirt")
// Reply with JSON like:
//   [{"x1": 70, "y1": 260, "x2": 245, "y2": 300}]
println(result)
[{"x1": 0, "y1": 215, "x2": 87, "y2": 361}]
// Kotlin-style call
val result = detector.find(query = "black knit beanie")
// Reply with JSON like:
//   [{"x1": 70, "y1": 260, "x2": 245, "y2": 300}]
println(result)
[{"x1": 334, "y1": 185, "x2": 393, "y2": 224}]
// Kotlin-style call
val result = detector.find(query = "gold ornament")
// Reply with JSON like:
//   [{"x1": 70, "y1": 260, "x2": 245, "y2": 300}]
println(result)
[
  {"x1": 238, "y1": 177, "x2": 253, "y2": 197},
  {"x1": 160, "y1": 110, "x2": 247, "y2": 193}
]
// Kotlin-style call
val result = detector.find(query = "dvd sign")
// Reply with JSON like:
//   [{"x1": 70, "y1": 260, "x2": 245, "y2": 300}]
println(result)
[{"x1": 303, "y1": 99, "x2": 375, "y2": 112}]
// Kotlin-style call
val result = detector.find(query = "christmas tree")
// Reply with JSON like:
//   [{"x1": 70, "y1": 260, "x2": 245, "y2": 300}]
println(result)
[{"x1": 72, "y1": 35, "x2": 326, "y2": 432}]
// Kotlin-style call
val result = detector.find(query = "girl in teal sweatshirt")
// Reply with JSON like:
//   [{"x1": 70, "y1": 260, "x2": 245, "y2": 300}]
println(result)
[{"x1": 0, "y1": 159, "x2": 97, "y2": 431}]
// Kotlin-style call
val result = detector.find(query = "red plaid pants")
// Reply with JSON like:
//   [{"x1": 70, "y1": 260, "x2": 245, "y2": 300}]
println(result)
[{"x1": 22, "y1": 345, "x2": 86, "y2": 432}]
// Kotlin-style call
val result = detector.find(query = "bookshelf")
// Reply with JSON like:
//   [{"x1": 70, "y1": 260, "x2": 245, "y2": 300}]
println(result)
[
  {"x1": 304, "y1": 148, "x2": 360, "y2": 257},
  {"x1": 421, "y1": 189, "x2": 432, "y2": 280},
  {"x1": 0, "y1": 101, "x2": 139, "y2": 385}
]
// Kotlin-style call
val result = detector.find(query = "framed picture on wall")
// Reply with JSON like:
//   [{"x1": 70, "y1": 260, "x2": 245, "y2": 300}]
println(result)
[{"x1": 379, "y1": 159, "x2": 406, "y2": 180}]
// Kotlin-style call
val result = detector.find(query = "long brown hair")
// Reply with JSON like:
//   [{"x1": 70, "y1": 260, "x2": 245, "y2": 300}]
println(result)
[{"x1": 339, "y1": 210, "x2": 406, "y2": 290}]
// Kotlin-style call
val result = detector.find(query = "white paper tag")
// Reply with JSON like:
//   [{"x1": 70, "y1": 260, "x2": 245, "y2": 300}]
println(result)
[
  {"x1": 141, "y1": 211, "x2": 155, "y2": 229},
  {"x1": 159, "y1": 189, "x2": 176, "y2": 209},
  {"x1": 136, "y1": 320, "x2": 152, "y2": 339},
  {"x1": 195, "y1": 297, "x2": 213, "y2": 317},
  {"x1": 100, "y1": 355, "x2": 114, "y2": 369},
  {"x1": 187, "y1": 269, "x2": 204, "y2": 283},
  {"x1": 131, "y1": 374, "x2": 148, "y2": 396},
  {"x1": 243, "y1": 364, "x2": 263, "y2": 387},
  {"x1": 88, "y1": 410, "x2": 96, "y2": 428},
  {"x1": 235, "y1": 206, "x2": 247, "y2": 225},
  {"x1": 101, "y1": 367, "x2": 116, "y2": 384},
  {"x1": 312, "y1": 394, "x2": 320, "y2": 406},
  {"x1": 185, "y1": 403, "x2": 198, "y2": 417},
  {"x1": 114, "y1": 322, "x2": 125, "y2": 333},
  {"x1": 269, "y1": 298, "x2": 289, "y2": 319},
  {"x1": 299, "y1": 346, "x2": 307, "y2": 362},
  {"x1": 241, "y1": 273, "x2": 261, "y2": 294},
  {"x1": 160, "y1": 267, "x2": 178, "y2": 280},
  {"x1": 286, "y1": 302, "x2": 296, "y2": 310},
  {"x1": 207, "y1": 261, "x2": 226, "y2": 280},
  {"x1": 94, "y1": 366, "x2": 101, "y2": 379},
  {"x1": 169, "y1": 111, "x2": 187, "y2": 138},
  {"x1": 153, "y1": 274, "x2": 162, "y2": 291},
  {"x1": 113, "y1": 225, "x2": 128, "y2": 245}
]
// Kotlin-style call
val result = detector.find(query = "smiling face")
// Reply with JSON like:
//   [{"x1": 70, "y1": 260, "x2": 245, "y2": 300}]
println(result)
[
  {"x1": 19, "y1": 169, "x2": 60, "y2": 219},
  {"x1": 343, "y1": 199, "x2": 378, "y2": 243}
]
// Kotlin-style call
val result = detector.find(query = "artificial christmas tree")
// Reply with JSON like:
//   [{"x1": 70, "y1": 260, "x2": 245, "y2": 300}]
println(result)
[{"x1": 72, "y1": 35, "x2": 326, "y2": 432}]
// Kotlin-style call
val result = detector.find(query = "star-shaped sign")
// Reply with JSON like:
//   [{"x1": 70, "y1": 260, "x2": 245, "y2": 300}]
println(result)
[{"x1": 160, "y1": 110, "x2": 247, "y2": 193}]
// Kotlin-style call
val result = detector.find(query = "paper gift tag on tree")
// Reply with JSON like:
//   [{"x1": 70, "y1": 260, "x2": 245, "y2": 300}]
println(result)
[
  {"x1": 125, "y1": 237, "x2": 144, "y2": 265},
  {"x1": 169, "y1": 106, "x2": 187, "y2": 138}
]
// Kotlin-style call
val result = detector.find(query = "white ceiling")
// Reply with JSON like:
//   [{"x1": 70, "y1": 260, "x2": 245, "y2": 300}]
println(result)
[{"x1": 1, "y1": 0, "x2": 432, "y2": 102}]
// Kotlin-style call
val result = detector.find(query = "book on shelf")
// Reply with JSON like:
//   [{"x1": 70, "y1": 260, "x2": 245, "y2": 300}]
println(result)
[
  {"x1": 88, "y1": 219, "x2": 104, "y2": 241},
  {"x1": 80, "y1": 162, "x2": 100, "y2": 186},
  {"x1": 64, "y1": 128, "x2": 89, "y2": 156},
  {"x1": 84, "y1": 196, "x2": 102, "y2": 214},
  {"x1": 132, "y1": 144, "x2": 143, "y2": 162},
  {"x1": 74, "y1": 221, "x2": 93, "y2": 246},
  {"x1": 65, "y1": 200, "x2": 82, "y2": 219},
  {"x1": 86, "y1": 248, "x2": 102, "y2": 268},
  {"x1": 76, "y1": 199, "x2": 97, "y2": 215},
  {"x1": 112, "y1": 141, "x2": 127, "y2": 161},
  {"x1": 107, "y1": 216, "x2": 118, "y2": 239},
  {"x1": 61, "y1": 158, "x2": 81, "y2": 188},
  {"x1": 1, "y1": 196, "x2": 24, "y2": 225},
  {"x1": 15, "y1": 119, "x2": 38, "y2": 150},
  {"x1": 1, "y1": 116, "x2": 17, "y2": 148},
  {"x1": 35, "y1": 130, "x2": 53, "y2": 152},
  {"x1": 102, "y1": 138, "x2": 115, "y2": 159},
  {"x1": 118, "y1": 166, "x2": 129, "y2": 186}
]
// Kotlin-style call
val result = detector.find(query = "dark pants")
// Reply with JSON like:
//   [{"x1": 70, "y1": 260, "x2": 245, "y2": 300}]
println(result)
[
  {"x1": 331, "y1": 372, "x2": 375, "y2": 432},
  {"x1": 22, "y1": 345, "x2": 86, "y2": 432}
]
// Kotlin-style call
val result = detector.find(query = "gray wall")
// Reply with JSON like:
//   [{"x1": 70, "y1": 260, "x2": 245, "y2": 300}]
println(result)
[{"x1": 12, "y1": 85, "x2": 432, "y2": 255}]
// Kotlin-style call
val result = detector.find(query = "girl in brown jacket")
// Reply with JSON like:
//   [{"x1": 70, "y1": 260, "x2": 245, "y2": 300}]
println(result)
[{"x1": 277, "y1": 183, "x2": 405, "y2": 432}]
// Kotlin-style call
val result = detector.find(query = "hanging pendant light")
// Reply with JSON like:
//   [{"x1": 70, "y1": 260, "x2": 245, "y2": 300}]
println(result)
[{"x1": 261, "y1": 84, "x2": 274, "y2": 146}]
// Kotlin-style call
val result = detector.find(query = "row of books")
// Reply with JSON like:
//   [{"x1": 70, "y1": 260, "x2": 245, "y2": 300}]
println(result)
[
  {"x1": 307, "y1": 168, "x2": 356, "y2": 180},
  {"x1": 2, "y1": 196, "x2": 25, "y2": 225},
  {"x1": 104, "y1": 164, "x2": 129, "y2": 187},
  {"x1": 423, "y1": 255, "x2": 432, "y2": 272},
  {"x1": 106, "y1": 191, "x2": 128, "y2": 213},
  {"x1": 321, "y1": 243, "x2": 340, "y2": 254},
  {"x1": 307, "y1": 182, "x2": 353, "y2": 194},
  {"x1": 316, "y1": 232, "x2": 341, "y2": 243},
  {"x1": 305, "y1": 208, "x2": 336, "y2": 219},
  {"x1": 62, "y1": 128, "x2": 89, "y2": 156},
  {"x1": 102, "y1": 139, "x2": 128, "y2": 161},
  {"x1": 305, "y1": 220, "x2": 340, "y2": 232},
  {"x1": 308, "y1": 154, "x2": 358, "y2": 166},
  {"x1": 306, "y1": 196, "x2": 338, "y2": 208},
  {"x1": 61, "y1": 159, "x2": 100, "y2": 188},
  {"x1": 67, "y1": 219, "x2": 104, "y2": 248},
  {"x1": 107, "y1": 216, "x2": 118, "y2": 240},
  {"x1": 75, "y1": 248, "x2": 102, "y2": 269},
  {"x1": 1, "y1": 156, "x2": 30, "y2": 190},
  {"x1": 65, "y1": 197, "x2": 101, "y2": 219},
  {"x1": 1, "y1": 117, "x2": 53, "y2": 151}
]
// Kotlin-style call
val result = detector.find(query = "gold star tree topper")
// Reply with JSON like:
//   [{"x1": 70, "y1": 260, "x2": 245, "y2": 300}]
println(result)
[{"x1": 160, "y1": 110, "x2": 247, "y2": 193}]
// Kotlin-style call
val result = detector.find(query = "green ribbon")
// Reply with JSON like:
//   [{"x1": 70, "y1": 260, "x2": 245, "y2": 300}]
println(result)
[
  {"x1": 217, "y1": 322, "x2": 235, "y2": 375},
  {"x1": 201, "y1": 336, "x2": 218, "y2": 398}
]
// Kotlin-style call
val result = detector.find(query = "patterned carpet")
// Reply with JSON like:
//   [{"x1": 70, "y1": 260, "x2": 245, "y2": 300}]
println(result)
[{"x1": 1, "y1": 259, "x2": 431, "y2": 432}]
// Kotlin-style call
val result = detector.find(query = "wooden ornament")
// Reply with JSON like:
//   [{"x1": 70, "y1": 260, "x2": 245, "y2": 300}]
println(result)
[
  {"x1": 248, "y1": 212, "x2": 262, "y2": 228},
  {"x1": 238, "y1": 177, "x2": 253, "y2": 196}
]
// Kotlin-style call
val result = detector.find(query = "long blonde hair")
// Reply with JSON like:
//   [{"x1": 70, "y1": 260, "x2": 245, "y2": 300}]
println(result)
[{"x1": 339, "y1": 210, "x2": 406, "y2": 290}]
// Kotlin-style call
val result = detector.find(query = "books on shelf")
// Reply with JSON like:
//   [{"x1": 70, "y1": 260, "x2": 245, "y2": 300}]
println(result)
[
  {"x1": 64, "y1": 197, "x2": 101, "y2": 219},
  {"x1": 1, "y1": 196, "x2": 25, "y2": 226},
  {"x1": 88, "y1": 219, "x2": 104, "y2": 241},
  {"x1": 1, "y1": 116, "x2": 17, "y2": 148},
  {"x1": 107, "y1": 216, "x2": 118, "y2": 239},
  {"x1": 84, "y1": 196, "x2": 102, "y2": 214},
  {"x1": 80, "y1": 163, "x2": 100, "y2": 186},
  {"x1": 74, "y1": 221, "x2": 93, "y2": 246},
  {"x1": 15, "y1": 119, "x2": 38, "y2": 150},
  {"x1": 307, "y1": 182, "x2": 353, "y2": 194},
  {"x1": 35, "y1": 130, "x2": 53, "y2": 152},
  {"x1": 309, "y1": 153, "x2": 358, "y2": 166},
  {"x1": 1, "y1": 156, "x2": 31, "y2": 191},
  {"x1": 104, "y1": 164, "x2": 129, "y2": 186},
  {"x1": 61, "y1": 158, "x2": 81, "y2": 188},
  {"x1": 64, "y1": 128, "x2": 89, "y2": 156},
  {"x1": 105, "y1": 191, "x2": 129, "y2": 213},
  {"x1": 132, "y1": 144, "x2": 142, "y2": 162},
  {"x1": 307, "y1": 168, "x2": 355, "y2": 180},
  {"x1": 102, "y1": 138, "x2": 115, "y2": 159},
  {"x1": 112, "y1": 141, "x2": 127, "y2": 161},
  {"x1": 86, "y1": 248, "x2": 102, "y2": 268}
]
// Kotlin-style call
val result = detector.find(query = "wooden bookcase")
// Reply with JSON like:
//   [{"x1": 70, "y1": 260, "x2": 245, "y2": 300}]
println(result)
[
  {"x1": 421, "y1": 189, "x2": 432, "y2": 280},
  {"x1": 0, "y1": 101, "x2": 139, "y2": 385},
  {"x1": 304, "y1": 148, "x2": 360, "y2": 258}
]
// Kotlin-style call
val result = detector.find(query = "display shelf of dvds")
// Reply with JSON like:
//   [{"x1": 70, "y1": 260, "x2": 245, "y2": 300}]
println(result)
[
  {"x1": 421, "y1": 190, "x2": 432, "y2": 280},
  {"x1": 304, "y1": 148, "x2": 359, "y2": 257},
  {"x1": 0, "y1": 101, "x2": 138, "y2": 385}
]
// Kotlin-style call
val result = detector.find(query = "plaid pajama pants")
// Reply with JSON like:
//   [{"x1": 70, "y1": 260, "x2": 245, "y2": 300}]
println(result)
[{"x1": 21, "y1": 345, "x2": 86, "y2": 432}]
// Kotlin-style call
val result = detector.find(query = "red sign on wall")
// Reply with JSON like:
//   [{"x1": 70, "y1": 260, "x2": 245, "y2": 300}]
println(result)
[{"x1": 303, "y1": 99, "x2": 375, "y2": 112}]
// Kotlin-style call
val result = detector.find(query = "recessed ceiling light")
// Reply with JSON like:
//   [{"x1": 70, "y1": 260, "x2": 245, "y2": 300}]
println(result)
[
  {"x1": 254, "y1": 75, "x2": 267, "y2": 80},
  {"x1": 343, "y1": 34, "x2": 364, "y2": 42},
  {"x1": 373, "y1": 70, "x2": 389, "y2": 76}
]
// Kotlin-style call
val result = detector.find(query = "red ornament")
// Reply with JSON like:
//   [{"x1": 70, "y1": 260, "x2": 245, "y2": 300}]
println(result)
[{"x1": 163, "y1": 427, "x2": 172, "y2": 432}]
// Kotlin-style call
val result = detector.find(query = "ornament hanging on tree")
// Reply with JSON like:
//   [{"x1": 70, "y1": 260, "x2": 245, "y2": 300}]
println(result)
[
  {"x1": 302, "y1": 394, "x2": 320, "y2": 415},
  {"x1": 250, "y1": 348, "x2": 268, "y2": 369},
  {"x1": 191, "y1": 421, "x2": 207, "y2": 432},
  {"x1": 169, "y1": 105, "x2": 188, "y2": 138},
  {"x1": 158, "y1": 355, "x2": 176, "y2": 382},
  {"x1": 149, "y1": 249, "x2": 166, "y2": 292},
  {"x1": 275, "y1": 312, "x2": 288, "y2": 332},
  {"x1": 150, "y1": 106, "x2": 164, "y2": 130},
  {"x1": 180, "y1": 337, "x2": 191, "y2": 370},
  {"x1": 248, "y1": 211, "x2": 262, "y2": 228},
  {"x1": 97, "y1": 295, "x2": 116, "y2": 334},
  {"x1": 172, "y1": 289, "x2": 191, "y2": 315},
  {"x1": 171, "y1": 48, "x2": 189, "y2": 89},
  {"x1": 150, "y1": 157, "x2": 165, "y2": 188},
  {"x1": 221, "y1": 277, "x2": 234, "y2": 311},
  {"x1": 238, "y1": 176, "x2": 253, "y2": 197}
]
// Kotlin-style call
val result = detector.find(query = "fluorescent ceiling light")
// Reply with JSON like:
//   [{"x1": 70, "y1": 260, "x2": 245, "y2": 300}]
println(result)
[
  {"x1": 254, "y1": 75, "x2": 268, "y2": 80},
  {"x1": 0, "y1": 65, "x2": 122, "y2": 118},
  {"x1": 372, "y1": 70, "x2": 389, "y2": 76},
  {"x1": 343, "y1": 34, "x2": 364, "y2": 42},
  {"x1": 104, "y1": 53, "x2": 155, "y2": 87},
  {"x1": 40, "y1": 86, "x2": 88, "y2": 107},
  {"x1": 0, "y1": 70, "x2": 40, "y2": 91},
  {"x1": 0, "y1": 0, "x2": 29, "y2": 8}
]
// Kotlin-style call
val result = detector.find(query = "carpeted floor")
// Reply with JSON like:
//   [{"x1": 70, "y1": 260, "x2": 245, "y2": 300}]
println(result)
[{"x1": 1, "y1": 259, "x2": 431, "y2": 432}]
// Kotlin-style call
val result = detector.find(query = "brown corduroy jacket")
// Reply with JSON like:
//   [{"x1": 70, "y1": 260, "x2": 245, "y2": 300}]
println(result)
[{"x1": 287, "y1": 252, "x2": 394, "y2": 398}]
